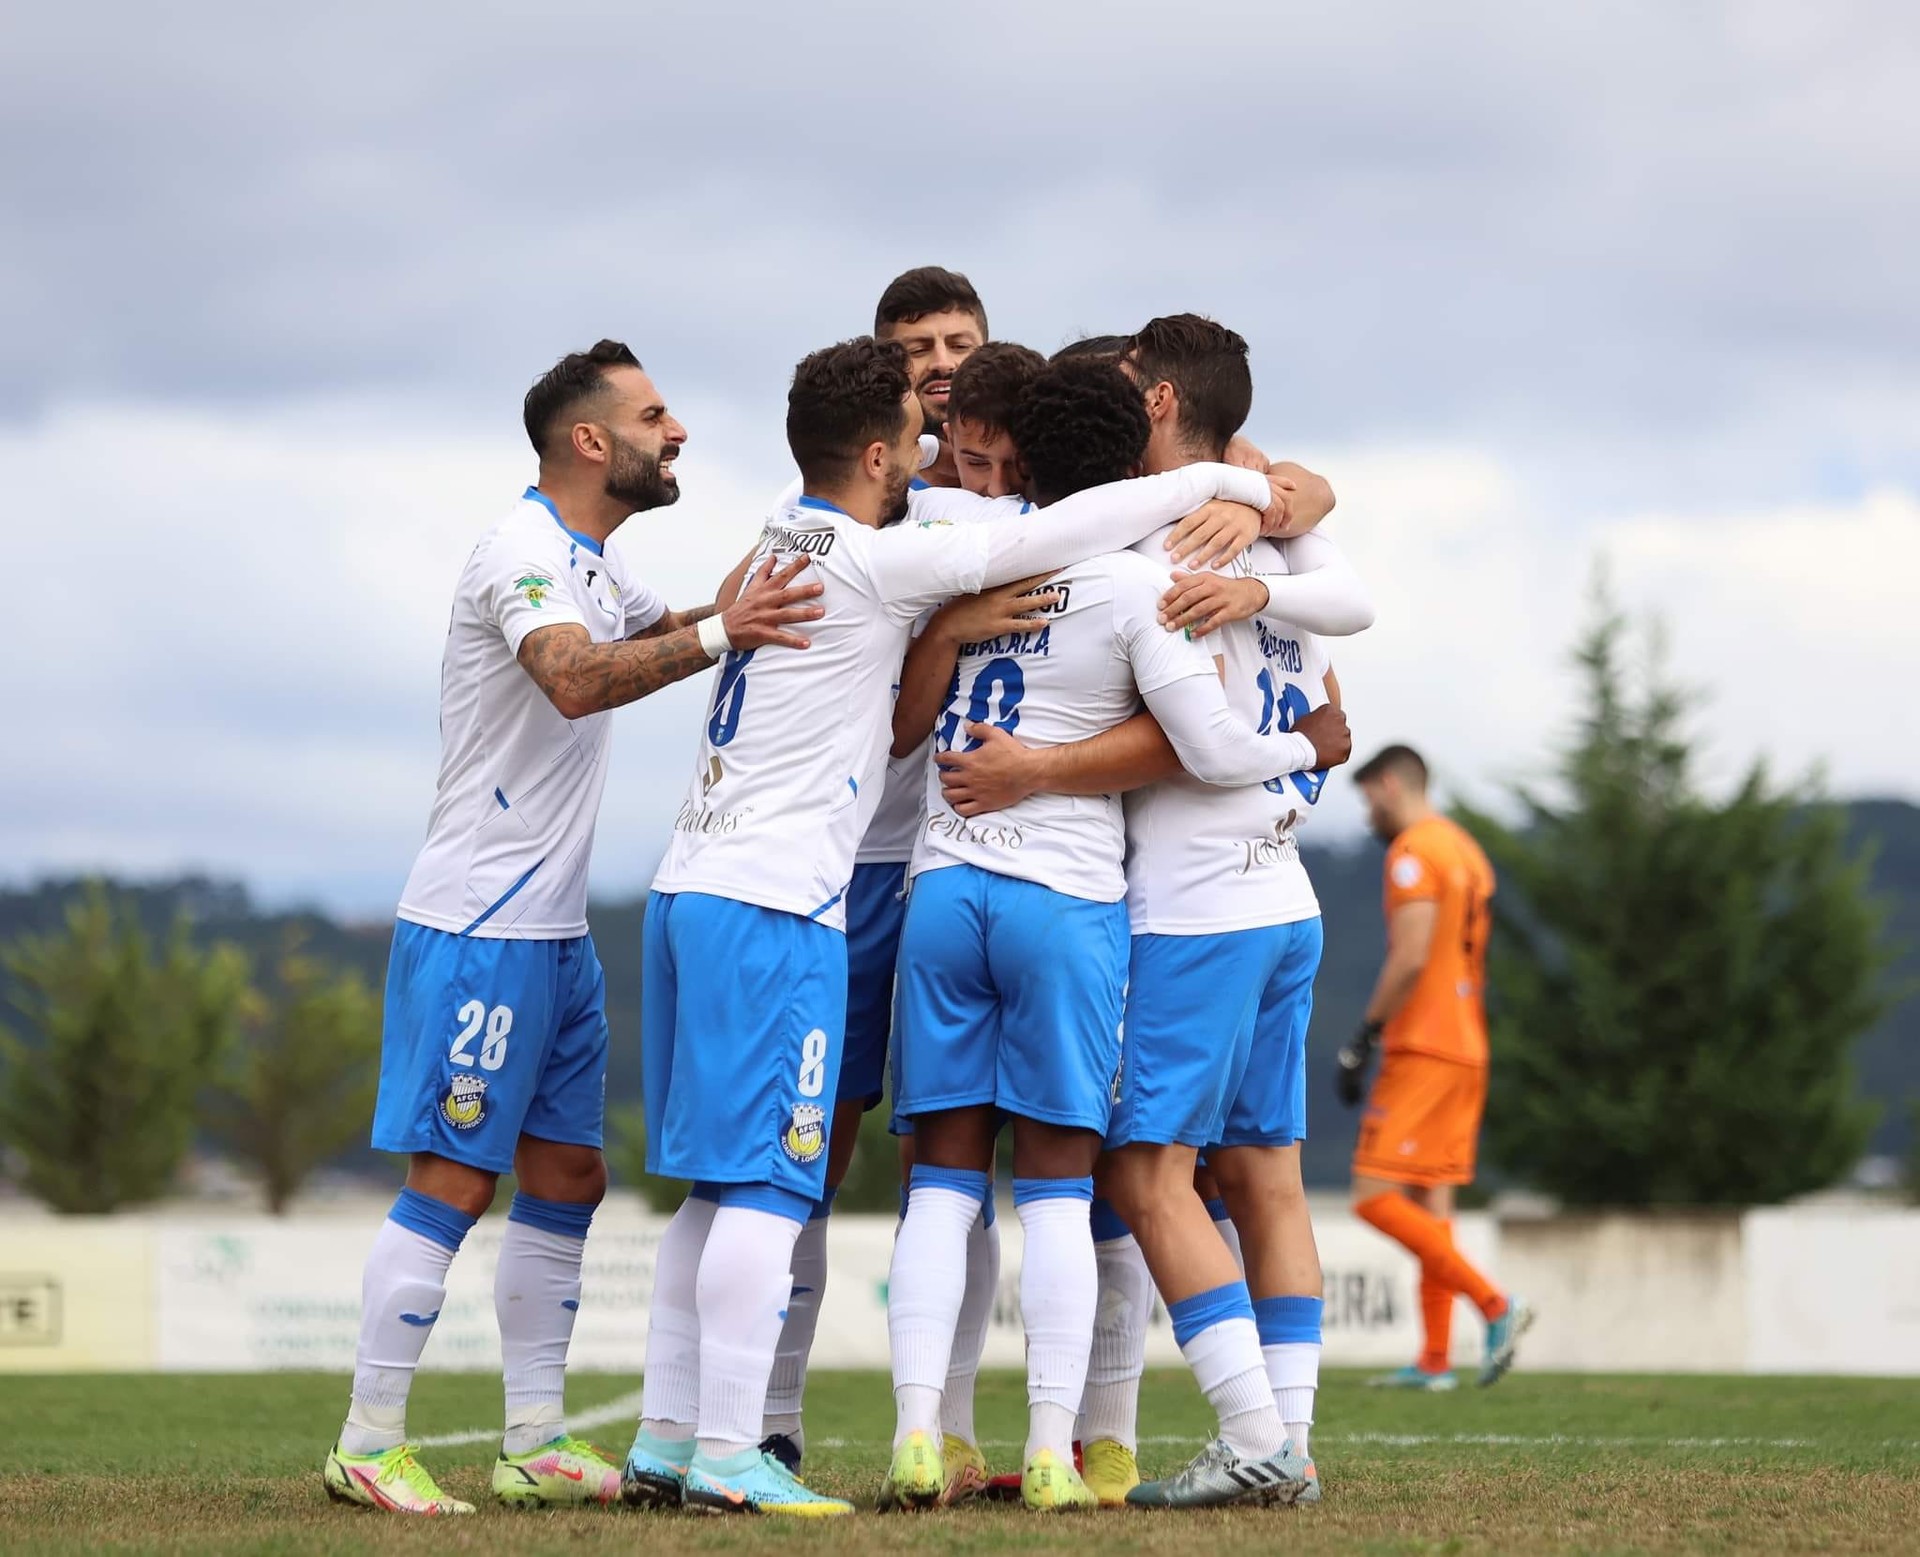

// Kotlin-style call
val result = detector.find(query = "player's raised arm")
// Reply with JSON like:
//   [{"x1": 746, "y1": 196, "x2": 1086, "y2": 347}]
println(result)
[
  {"x1": 516, "y1": 556, "x2": 822, "y2": 719},
  {"x1": 1159, "y1": 529, "x2": 1375, "y2": 641}
]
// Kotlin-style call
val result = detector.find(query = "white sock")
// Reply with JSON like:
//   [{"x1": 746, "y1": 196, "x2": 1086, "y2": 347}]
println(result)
[
  {"x1": 1014, "y1": 1183, "x2": 1096, "y2": 1464},
  {"x1": 495, "y1": 1196, "x2": 594, "y2": 1456},
  {"x1": 941, "y1": 1208, "x2": 999, "y2": 1447},
  {"x1": 1264, "y1": 1340, "x2": 1320, "y2": 1458},
  {"x1": 639, "y1": 1195, "x2": 716, "y2": 1443},
  {"x1": 341, "y1": 1195, "x2": 471, "y2": 1456},
  {"x1": 1182, "y1": 1316, "x2": 1285, "y2": 1459},
  {"x1": 889, "y1": 1175, "x2": 983, "y2": 1449},
  {"x1": 763, "y1": 1201, "x2": 831, "y2": 1451},
  {"x1": 695, "y1": 1205, "x2": 803, "y2": 1461},
  {"x1": 1079, "y1": 1232, "x2": 1151, "y2": 1451},
  {"x1": 1209, "y1": 1200, "x2": 1247, "y2": 1276}
]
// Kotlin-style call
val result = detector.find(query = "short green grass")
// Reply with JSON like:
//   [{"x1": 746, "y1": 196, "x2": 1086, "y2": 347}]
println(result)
[{"x1": 2, "y1": 1370, "x2": 1917, "y2": 1555}]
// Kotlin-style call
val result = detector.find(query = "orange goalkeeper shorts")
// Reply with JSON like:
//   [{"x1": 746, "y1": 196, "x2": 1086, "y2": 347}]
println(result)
[{"x1": 1351, "y1": 1051, "x2": 1487, "y2": 1187}]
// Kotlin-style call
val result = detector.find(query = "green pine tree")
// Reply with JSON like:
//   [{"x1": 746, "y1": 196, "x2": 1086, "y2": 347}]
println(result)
[
  {"x1": 0, "y1": 885, "x2": 249, "y2": 1212},
  {"x1": 1457, "y1": 584, "x2": 1885, "y2": 1205},
  {"x1": 207, "y1": 936, "x2": 382, "y2": 1214}
]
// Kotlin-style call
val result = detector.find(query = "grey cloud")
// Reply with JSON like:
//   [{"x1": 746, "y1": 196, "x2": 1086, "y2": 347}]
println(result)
[{"x1": 3, "y1": 0, "x2": 1917, "y2": 514}]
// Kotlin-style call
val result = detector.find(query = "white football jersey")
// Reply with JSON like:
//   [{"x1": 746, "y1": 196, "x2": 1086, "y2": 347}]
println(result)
[
  {"x1": 855, "y1": 489, "x2": 1033, "y2": 865},
  {"x1": 655, "y1": 464, "x2": 1271, "y2": 928},
  {"x1": 1123, "y1": 533, "x2": 1330, "y2": 935},
  {"x1": 911, "y1": 549, "x2": 1217, "y2": 904},
  {"x1": 398, "y1": 488, "x2": 666, "y2": 939}
]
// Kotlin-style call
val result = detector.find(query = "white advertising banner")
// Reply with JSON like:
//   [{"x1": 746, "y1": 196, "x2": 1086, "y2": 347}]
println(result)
[
  {"x1": 1743, "y1": 1206, "x2": 1920, "y2": 1376},
  {"x1": 146, "y1": 1203, "x2": 1496, "y2": 1373}
]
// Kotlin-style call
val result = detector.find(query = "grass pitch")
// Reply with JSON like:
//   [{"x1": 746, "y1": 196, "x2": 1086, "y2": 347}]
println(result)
[{"x1": 2, "y1": 1369, "x2": 1917, "y2": 1555}]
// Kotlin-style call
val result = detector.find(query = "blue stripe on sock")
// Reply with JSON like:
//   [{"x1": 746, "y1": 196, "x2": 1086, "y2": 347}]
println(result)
[
  {"x1": 1204, "y1": 1196, "x2": 1231, "y2": 1223},
  {"x1": 715, "y1": 1182, "x2": 814, "y2": 1223},
  {"x1": 1254, "y1": 1294, "x2": 1325, "y2": 1346},
  {"x1": 909, "y1": 1164, "x2": 991, "y2": 1200},
  {"x1": 389, "y1": 1187, "x2": 477, "y2": 1253},
  {"x1": 982, "y1": 1186, "x2": 996, "y2": 1228},
  {"x1": 1011, "y1": 1175, "x2": 1094, "y2": 1207},
  {"x1": 897, "y1": 1183, "x2": 910, "y2": 1220},
  {"x1": 1167, "y1": 1281, "x2": 1257, "y2": 1347},
  {"x1": 507, "y1": 1192, "x2": 595, "y2": 1240},
  {"x1": 809, "y1": 1187, "x2": 838, "y2": 1222},
  {"x1": 1090, "y1": 1196, "x2": 1132, "y2": 1243}
]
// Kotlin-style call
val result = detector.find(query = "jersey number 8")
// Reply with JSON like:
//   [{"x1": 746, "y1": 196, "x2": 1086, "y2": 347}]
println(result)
[{"x1": 707, "y1": 648, "x2": 758, "y2": 748}]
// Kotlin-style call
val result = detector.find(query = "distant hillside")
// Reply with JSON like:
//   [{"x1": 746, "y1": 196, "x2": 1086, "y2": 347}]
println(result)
[{"x1": 3, "y1": 797, "x2": 1914, "y2": 1189}]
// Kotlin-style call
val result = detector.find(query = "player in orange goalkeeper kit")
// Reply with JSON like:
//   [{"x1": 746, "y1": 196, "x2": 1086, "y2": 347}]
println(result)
[{"x1": 1338, "y1": 745, "x2": 1532, "y2": 1389}]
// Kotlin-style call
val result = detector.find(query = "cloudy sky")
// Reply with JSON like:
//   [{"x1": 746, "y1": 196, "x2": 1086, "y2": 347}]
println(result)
[{"x1": 5, "y1": 1, "x2": 1916, "y2": 917}]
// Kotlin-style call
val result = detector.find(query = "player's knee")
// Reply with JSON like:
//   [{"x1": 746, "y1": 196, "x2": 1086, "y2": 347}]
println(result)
[
  {"x1": 515, "y1": 1141, "x2": 607, "y2": 1205},
  {"x1": 1009, "y1": 1118, "x2": 1100, "y2": 1181},
  {"x1": 406, "y1": 1154, "x2": 498, "y2": 1219}
]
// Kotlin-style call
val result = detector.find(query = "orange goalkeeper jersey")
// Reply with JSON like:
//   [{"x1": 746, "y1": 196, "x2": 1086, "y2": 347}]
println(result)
[{"x1": 1381, "y1": 814, "x2": 1496, "y2": 1066}]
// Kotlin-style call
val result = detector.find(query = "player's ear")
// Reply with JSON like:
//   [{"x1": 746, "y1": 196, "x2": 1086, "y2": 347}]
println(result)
[
  {"x1": 862, "y1": 438, "x2": 889, "y2": 481},
  {"x1": 572, "y1": 420, "x2": 608, "y2": 465},
  {"x1": 1144, "y1": 381, "x2": 1175, "y2": 425}
]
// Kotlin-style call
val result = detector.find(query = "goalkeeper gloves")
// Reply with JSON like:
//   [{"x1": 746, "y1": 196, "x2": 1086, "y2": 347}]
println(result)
[{"x1": 1335, "y1": 1020, "x2": 1381, "y2": 1107}]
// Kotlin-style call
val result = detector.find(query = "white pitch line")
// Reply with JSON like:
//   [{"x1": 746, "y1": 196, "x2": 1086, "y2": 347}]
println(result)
[
  {"x1": 423, "y1": 1400, "x2": 1920, "y2": 1454},
  {"x1": 417, "y1": 1387, "x2": 648, "y2": 1447}
]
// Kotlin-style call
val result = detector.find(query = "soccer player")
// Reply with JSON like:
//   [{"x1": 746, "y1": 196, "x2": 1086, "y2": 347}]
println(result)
[
  {"x1": 1339, "y1": 744, "x2": 1534, "y2": 1388},
  {"x1": 322, "y1": 341, "x2": 825, "y2": 1516},
  {"x1": 880, "y1": 353, "x2": 1349, "y2": 1514},
  {"x1": 759, "y1": 286, "x2": 1003, "y2": 1488},
  {"x1": 934, "y1": 316, "x2": 1372, "y2": 1508},
  {"x1": 874, "y1": 265, "x2": 988, "y2": 487},
  {"x1": 624, "y1": 336, "x2": 1276, "y2": 1517}
]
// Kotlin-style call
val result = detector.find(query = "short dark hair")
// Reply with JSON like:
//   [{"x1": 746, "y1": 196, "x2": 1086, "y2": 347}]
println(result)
[
  {"x1": 523, "y1": 339, "x2": 640, "y2": 459},
  {"x1": 786, "y1": 337, "x2": 914, "y2": 486},
  {"x1": 948, "y1": 342, "x2": 1047, "y2": 437},
  {"x1": 1051, "y1": 334, "x2": 1130, "y2": 363},
  {"x1": 1354, "y1": 744, "x2": 1429, "y2": 790},
  {"x1": 874, "y1": 266, "x2": 988, "y2": 337},
  {"x1": 1124, "y1": 313, "x2": 1252, "y2": 459},
  {"x1": 1008, "y1": 358, "x2": 1150, "y2": 508}
]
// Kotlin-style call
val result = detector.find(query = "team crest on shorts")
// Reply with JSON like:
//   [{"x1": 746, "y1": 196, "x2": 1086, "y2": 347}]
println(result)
[
  {"x1": 782, "y1": 1102, "x2": 826, "y2": 1164},
  {"x1": 441, "y1": 1073, "x2": 488, "y2": 1130}
]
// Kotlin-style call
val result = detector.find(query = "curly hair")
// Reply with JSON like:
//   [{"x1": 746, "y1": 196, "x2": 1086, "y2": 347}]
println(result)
[
  {"x1": 786, "y1": 337, "x2": 914, "y2": 485},
  {"x1": 522, "y1": 339, "x2": 641, "y2": 458},
  {"x1": 1124, "y1": 313, "x2": 1252, "y2": 459},
  {"x1": 947, "y1": 342, "x2": 1047, "y2": 437},
  {"x1": 1008, "y1": 357, "x2": 1151, "y2": 507}
]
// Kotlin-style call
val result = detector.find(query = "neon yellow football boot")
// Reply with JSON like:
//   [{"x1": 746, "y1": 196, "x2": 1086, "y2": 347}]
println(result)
[
  {"x1": 324, "y1": 1441, "x2": 474, "y2": 1515},
  {"x1": 492, "y1": 1434, "x2": 623, "y2": 1507},
  {"x1": 1021, "y1": 1447, "x2": 1095, "y2": 1511},
  {"x1": 1080, "y1": 1437, "x2": 1141, "y2": 1507},
  {"x1": 941, "y1": 1432, "x2": 990, "y2": 1505},
  {"x1": 878, "y1": 1429, "x2": 945, "y2": 1512}
]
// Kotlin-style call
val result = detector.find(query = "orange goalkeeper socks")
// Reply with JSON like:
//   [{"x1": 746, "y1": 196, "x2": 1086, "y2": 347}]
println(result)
[{"x1": 1355, "y1": 1192, "x2": 1507, "y2": 1323}]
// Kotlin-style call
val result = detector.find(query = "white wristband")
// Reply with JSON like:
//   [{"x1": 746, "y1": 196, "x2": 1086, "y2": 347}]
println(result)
[{"x1": 697, "y1": 614, "x2": 733, "y2": 660}]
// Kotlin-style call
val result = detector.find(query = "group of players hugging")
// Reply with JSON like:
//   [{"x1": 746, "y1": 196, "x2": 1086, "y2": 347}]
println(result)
[{"x1": 323, "y1": 267, "x2": 1529, "y2": 1519}]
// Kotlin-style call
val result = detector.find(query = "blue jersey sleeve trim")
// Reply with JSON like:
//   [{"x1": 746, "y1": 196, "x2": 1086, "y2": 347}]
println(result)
[{"x1": 459, "y1": 857, "x2": 546, "y2": 936}]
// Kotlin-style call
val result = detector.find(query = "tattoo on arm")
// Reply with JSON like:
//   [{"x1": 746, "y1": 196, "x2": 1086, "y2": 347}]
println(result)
[
  {"x1": 520, "y1": 623, "x2": 714, "y2": 717},
  {"x1": 630, "y1": 602, "x2": 718, "y2": 640}
]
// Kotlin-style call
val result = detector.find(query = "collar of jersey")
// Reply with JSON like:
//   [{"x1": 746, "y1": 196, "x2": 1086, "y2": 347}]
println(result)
[
  {"x1": 522, "y1": 485, "x2": 604, "y2": 556},
  {"x1": 795, "y1": 494, "x2": 850, "y2": 518}
]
